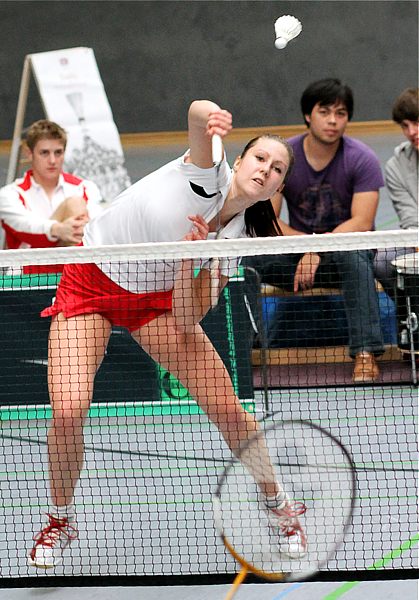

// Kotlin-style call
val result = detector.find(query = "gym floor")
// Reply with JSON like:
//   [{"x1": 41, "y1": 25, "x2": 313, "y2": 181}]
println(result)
[{"x1": 0, "y1": 130, "x2": 417, "y2": 599}]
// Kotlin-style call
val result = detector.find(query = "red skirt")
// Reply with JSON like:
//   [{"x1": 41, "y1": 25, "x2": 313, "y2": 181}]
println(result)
[{"x1": 41, "y1": 263, "x2": 173, "y2": 332}]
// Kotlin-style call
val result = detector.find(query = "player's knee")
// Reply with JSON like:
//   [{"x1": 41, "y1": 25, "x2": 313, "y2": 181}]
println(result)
[{"x1": 51, "y1": 405, "x2": 87, "y2": 432}]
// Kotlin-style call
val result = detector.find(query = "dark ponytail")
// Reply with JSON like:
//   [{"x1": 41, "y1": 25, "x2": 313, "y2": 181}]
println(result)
[{"x1": 245, "y1": 200, "x2": 283, "y2": 237}]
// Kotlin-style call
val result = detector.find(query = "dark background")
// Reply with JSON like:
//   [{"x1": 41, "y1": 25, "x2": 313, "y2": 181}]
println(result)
[{"x1": 0, "y1": 0, "x2": 417, "y2": 138}]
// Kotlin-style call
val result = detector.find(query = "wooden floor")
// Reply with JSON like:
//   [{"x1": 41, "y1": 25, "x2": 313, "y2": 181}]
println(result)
[{"x1": 252, "y1": 344, "x2": 403, "y2": 366}]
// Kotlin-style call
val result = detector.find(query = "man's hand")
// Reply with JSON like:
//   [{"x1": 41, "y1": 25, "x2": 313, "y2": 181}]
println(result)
[
  {"x1": 294, "y1": 252, "x2": 321, "y2": 292},
  {"x1": 51, "y1": 214, "x2": 88, "y2": 245}
]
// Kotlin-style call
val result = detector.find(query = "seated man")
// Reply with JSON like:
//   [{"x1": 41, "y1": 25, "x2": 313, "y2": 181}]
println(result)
[
  {"x1": 0, "y1": 119, "x2": 102, "y2": 252},
  {"x1": 244, "y1": 78, "x2": 385, "y2": 383},
  {"x1": 375, "y1": 88, "x2": 418, "y2": 298}
]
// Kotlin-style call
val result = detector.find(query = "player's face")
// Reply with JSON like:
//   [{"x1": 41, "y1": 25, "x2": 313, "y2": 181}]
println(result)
[
  {"x1": 29, "y1": 139, "x2": 65, "y2": 184},
  {"x1": 400, "y1": 119, "x2": 419, "y2": 149},
  {"x1": 234, "y1": 138, "x2": 290, "y2": 204},
  {"x1": 306, "y1": 102, "x2": 349, "y2": 145}
]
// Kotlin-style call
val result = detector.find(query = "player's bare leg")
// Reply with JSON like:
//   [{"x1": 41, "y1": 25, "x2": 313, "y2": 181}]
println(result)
[
  {"x1": 133, "y1": 313, "x2": 307, "y2": 558},
  {"x1": 29, "y1": 313, "x2": 111, "y2": 569}
]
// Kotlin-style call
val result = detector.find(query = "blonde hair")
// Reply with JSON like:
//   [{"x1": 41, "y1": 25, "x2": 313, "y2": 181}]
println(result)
[{"x1": 25, "y1": 120, "x2": 67, "y2": 151}]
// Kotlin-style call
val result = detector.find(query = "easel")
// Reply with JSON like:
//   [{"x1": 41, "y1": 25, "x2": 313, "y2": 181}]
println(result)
[
  {"x1": 6, "y1": 47, "x2": 130, "y2": 201},
  {"x1": 6, "y1": 54, "x2": 32, "y2": 183}
]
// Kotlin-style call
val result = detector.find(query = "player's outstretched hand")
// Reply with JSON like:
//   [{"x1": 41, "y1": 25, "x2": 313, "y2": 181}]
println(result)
[{"x1": 183, "y1": 215, "x2": 210, "y2": 241}]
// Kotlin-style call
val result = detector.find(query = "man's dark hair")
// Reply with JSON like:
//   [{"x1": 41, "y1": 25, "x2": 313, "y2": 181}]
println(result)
[
  {"x1": 392, "y1": 88, "x2": 419, "y2": 124},
  {"x1": 300, "y1": 78, "x2": 354, "y2": 126}
]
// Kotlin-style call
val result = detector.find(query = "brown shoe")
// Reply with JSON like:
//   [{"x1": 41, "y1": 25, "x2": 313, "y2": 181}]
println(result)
[{"x1": 353, "y1": 351, "x2": 379, "y2": 383}]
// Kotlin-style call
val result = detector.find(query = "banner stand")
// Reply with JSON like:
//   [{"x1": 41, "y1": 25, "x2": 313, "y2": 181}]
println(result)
[{"x1": 6, "y1": 47, "x2": 131, "y2": 202}]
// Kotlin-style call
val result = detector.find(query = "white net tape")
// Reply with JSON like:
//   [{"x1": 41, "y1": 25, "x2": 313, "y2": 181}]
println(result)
[{"x1": 0, "y1": 229, "x2": 417, "y2": 268}]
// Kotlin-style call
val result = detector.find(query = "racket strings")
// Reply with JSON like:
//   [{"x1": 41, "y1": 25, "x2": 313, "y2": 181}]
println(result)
[{"x1": 215, "y1": 419, "x2": 356, "y2": 580}]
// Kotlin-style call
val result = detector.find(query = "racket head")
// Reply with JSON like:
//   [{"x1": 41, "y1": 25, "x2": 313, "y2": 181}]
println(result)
[{"x1": 213, "y1": 417, "x2": 356, "y2": 582}]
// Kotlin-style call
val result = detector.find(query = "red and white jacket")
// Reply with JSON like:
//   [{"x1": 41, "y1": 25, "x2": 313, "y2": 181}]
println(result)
[{"x1": 0, "y1": 170, "x2": 103, "y2": 250}]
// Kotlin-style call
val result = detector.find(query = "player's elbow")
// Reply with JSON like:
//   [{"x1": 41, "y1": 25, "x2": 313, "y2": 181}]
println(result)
[
  {"x1": 188, "y1": 100, "x2": 220, "y2": 123},
  {"x1": 358, "y1": 220, "x2": 375, "y2": 232},
  {"x1": 351, "y1": 214, "x2": 376, "y2": 232}
]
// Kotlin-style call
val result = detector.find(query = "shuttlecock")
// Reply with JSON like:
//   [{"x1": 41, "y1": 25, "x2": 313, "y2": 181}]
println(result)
[{"x1": 274, "y1": 15, "x2": 302, "y2": 50}]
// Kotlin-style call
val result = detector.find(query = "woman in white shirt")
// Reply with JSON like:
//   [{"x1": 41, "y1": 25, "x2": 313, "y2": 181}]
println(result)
[{"x1": 31, "y1": 100, "x2": 306, "y2": 569}]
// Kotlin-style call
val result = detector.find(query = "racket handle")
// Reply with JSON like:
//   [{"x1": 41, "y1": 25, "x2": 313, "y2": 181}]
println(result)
[
  {"x1": 224, "y1": 567, "x2": 248, "y2": 600},
  {"x1": 212, "y1": 133, "x2": 223, "y2": 164}
]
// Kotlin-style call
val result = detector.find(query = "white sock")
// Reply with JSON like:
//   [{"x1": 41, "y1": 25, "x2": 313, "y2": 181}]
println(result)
[
  {"x1": 264, "y1": 491, "x2": 289, "y2": 510},
  {"x1": 50, "y1": 504, "x2": 75, "y2": 522}
]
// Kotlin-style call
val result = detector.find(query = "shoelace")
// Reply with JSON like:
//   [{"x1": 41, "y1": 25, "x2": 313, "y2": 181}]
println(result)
[
  {"x1": 270, "y1": 501, "x2": 307, "y2": 537},
  {"x1": 32, "y1": 514, "x2": 78, "y2": 549}
]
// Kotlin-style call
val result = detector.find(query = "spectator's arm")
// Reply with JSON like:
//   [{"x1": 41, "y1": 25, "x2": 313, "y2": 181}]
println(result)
[
  {"x1": 332, "y1": 190, "x2": 379, "y2": 233},
  {"x1": 332, "y1": 144, "x2": 383, "y2": 233},
  {"x1": 385, "y1": 160, "x2": 418, "y2": 229},
  {"x1": 270, "y1": 191, "x2": 320, "y2": 292},
  {"x1": 270, "y1": 191, "x2": 305, "y2": 236}
]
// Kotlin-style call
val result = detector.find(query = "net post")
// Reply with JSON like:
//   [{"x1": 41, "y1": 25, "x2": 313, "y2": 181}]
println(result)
[{"x1": 405, "y1": 296, "x2": 418, "y2": 385}]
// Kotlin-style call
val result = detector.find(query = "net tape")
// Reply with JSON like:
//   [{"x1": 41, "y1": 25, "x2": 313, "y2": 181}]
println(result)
[{"x1": 0, "y1": 229, "x2": 417, "y2": 268}]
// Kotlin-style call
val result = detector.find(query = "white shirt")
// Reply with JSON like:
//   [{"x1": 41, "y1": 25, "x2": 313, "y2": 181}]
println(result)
[
  {"x1": 84, "y1": 151, "x2": 246, "y2": 293},
  {"x1": 0, "y1": 170, "x2": 103, "y2": 249}
]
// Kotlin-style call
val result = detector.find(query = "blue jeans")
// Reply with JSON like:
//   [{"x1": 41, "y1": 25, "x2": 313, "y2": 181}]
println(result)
[{"x1": 242, "y1": 250, "x2": 384, "y2": 358}]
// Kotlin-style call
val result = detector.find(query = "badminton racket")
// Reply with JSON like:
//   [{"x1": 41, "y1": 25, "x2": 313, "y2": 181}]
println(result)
[{"x1": 213, "y1": 417, "x2": 356, "y2": 599}]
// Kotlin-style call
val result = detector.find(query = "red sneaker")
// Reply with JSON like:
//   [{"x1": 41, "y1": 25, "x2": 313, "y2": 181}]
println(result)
[
  {"x1": 264, "y1": 500, "x2": 307, "y2": 559},
  {"x1": 28, "y1": 514, "x2": 78, "y2": 569}
]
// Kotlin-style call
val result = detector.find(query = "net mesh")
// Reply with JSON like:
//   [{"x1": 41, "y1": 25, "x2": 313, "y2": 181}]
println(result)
[{"x1": 0, "y1": 229, "x2": 417, "y2": 580}]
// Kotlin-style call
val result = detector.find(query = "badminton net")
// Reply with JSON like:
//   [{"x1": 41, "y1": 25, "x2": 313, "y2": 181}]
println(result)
[{"x1": 0, "y1": 229, "x2": 417, "y2": 581}]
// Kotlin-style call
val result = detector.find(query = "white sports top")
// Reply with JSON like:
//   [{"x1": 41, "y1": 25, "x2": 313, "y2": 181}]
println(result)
[{"x1": 83, "y1": 151, "x2": 246, "y2": 293}]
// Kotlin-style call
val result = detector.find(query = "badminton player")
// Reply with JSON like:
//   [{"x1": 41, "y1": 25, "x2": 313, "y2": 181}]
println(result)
[{"x1": 30, "y1": 100, "x2": 307, "y2": 568}]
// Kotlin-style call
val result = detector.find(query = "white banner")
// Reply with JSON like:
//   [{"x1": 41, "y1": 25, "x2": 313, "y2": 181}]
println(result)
[{"x1": 29, "y1": 47, "x2": 131, "y2": 202}]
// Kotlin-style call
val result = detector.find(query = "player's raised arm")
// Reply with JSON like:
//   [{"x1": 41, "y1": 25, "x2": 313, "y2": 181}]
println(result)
[{"x1": 187, "y1": 100, "x2": 232, "y2": 168}]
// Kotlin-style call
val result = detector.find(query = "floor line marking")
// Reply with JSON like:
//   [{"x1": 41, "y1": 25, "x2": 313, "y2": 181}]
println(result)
[
  {"x1": 322, "y1": 533, "x2": 419, "y2": 600},
  {"x1": 270, "y1": 583, "x2": 304, "y2": 599}
]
